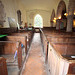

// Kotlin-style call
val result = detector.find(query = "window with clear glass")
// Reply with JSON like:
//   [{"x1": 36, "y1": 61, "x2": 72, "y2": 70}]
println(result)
[{"x1": 34, "y1": 14, "x2": 43, "y2": 28}]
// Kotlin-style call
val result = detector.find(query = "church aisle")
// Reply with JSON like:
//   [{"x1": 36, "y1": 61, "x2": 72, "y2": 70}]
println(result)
[{"x1": 22, "y1": 33, "x2": 47, "y2": 75}]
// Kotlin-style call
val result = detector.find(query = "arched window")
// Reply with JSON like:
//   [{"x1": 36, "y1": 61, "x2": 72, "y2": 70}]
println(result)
[
  {"x1": 17, "y1": 10, "x2": 21, "y2": 25},
  {"x1": 34, "y1": 14, "x2": 43, "y2": 28}
]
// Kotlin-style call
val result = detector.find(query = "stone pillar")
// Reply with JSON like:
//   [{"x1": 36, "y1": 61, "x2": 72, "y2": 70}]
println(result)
[
  {"x1": 56, "y1": 19, "x2": 60, "y2": 30},
  {"x1": 66, "y1": 15, "x2": 73, "y2": 32}
]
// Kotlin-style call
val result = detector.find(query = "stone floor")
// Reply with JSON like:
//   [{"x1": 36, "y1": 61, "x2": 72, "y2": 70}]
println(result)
[{"x1": 22, "y1": 33, "x2": 47, "y2": 75}]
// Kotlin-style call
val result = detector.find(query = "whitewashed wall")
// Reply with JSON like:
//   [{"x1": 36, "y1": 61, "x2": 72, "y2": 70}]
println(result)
[
  {"x1": 1, "y1": 0, "x2": 26, "y2": 28},
  {"x1": 26, "y1": 9, "x2": 51, "y2": 27}
]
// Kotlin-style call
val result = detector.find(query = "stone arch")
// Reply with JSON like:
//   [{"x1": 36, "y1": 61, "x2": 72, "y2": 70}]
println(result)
[
  {"x1": 0, "y1": 1, "x2": 6, "y2": 27},
  {"x1": 56, "y1": 0, "x2": 67, "y2": 30},
  {"x1": 57, "y1": 0, "x2": 66, "y2": 19},
  {"x1": 51, "y1": 9, "x2": 55, "y2": 21},
  {"x1": 50, "y1": 9, "x2": 55, "y2": 27}
]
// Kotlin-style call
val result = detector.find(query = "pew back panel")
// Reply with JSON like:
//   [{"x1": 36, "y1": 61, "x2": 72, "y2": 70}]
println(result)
[
  {"x1": 0, "y1": 41, "x2": 17, "y2": 54},
  {"x1": 0, "y1": 57, "x2": 8, "y2": 75}
]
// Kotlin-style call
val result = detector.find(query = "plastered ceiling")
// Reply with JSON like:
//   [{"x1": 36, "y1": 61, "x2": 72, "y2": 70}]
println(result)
[{"x1": 21, "y1": 0, "x2": 60, "y2": 11}]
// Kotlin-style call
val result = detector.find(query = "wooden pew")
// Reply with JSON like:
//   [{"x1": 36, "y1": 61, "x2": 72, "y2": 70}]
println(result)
[
  {"x1": 48, "y1": 43, "x2": 75, "y2": 75},
  {"x1": 0, "y1": 41, "x2": 23, "y2": 74},
  {"x1": 6, "y1": 36, "x2": 27, "y2": 54},
  {"x1": 0, "y1": 57, "x2": 8, "y2": 75},
  {"x1": 9, "y1": 30, "x2": 34, "y2": 49},
  {"x1": 68, "y1": 63, "x2": 75, "y2": 74},
  {"x1": 47, "y1": 36, "x2": 75, "y2": 43},
  {"x1": 44, "y1": 35, "x2": 75, "y2": 56},
  {"x1": 52, "y1": 42, "x2": 75, "y2": 56},
  {"x1": 41, "y1": 28, "x2": 75, "y2": 55},
  {"x1": 40, "y1": 28, "x2": 75, "y2": 75},
  {"x1": 42, "y1": 27, "x2": 75, "y2": 37},
  {"x1": 0, "y1": 27, "x2": 18, "y2": 34},
  {"x1": 0, "y1": 41, "x2": 22, "y2": 68}
]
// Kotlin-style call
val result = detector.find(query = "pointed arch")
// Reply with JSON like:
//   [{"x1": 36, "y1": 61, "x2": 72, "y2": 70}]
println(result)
[
  {"x1": 56, "y1": 0, "x2": 67, "y2": 30},
  {"x1": 17, "y1": 10, "x2": 21, "y2": 25},
  {"x1": 51, "y1": 9, "x2": 55, "y2": 21},
  {"x1": 57, "y1": 0, "x2": 66, "y2": 19},
  {"x1": 34, "y1": 14, "x2": 43, "y2": 28},
  {"x1": 50, "y1": 9, "x2": 55, "y2": 27}
]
